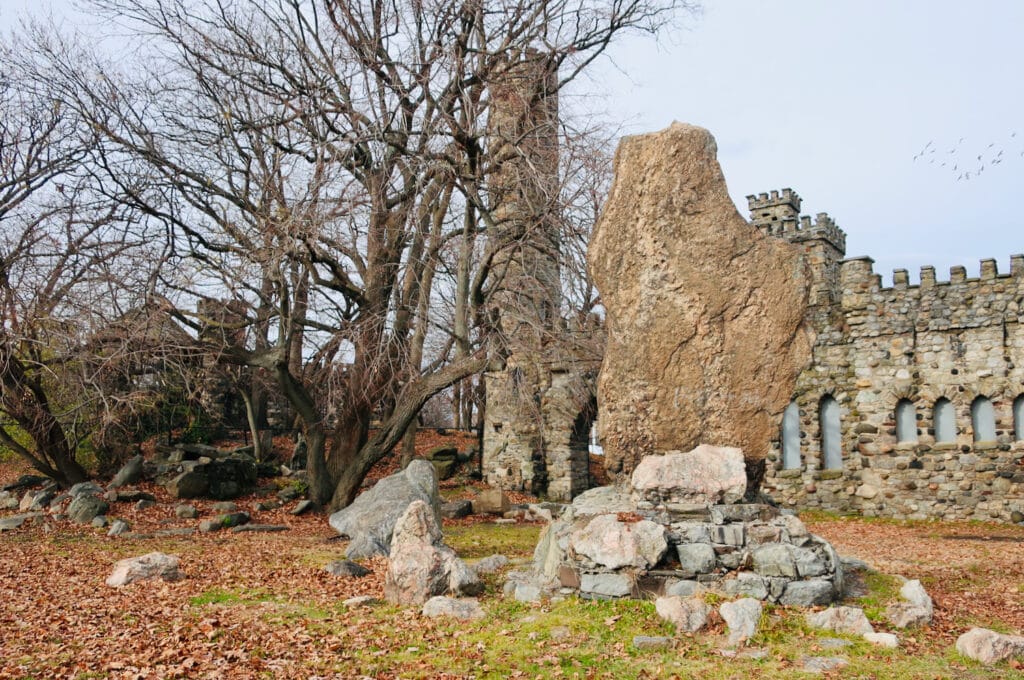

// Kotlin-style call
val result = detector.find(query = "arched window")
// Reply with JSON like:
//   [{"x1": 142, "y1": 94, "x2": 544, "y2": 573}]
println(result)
[
  {"x1": 895, "y1": 399, "x2": 917, "y2": 443},
  {"x1": 781, "y1": 401, "x2": 801, "y2": 470},
  {"x1": 819, "y1": 395, "x2": 842, "y2": 470},
  {"x1": 971, "y1": 396, "x2": 996, "y2": 442},
  {"x1": 1014, "y1": 395, "x2": 1024, "y2": 442},
  {"x1": 933, "y1": 398, "x2": 956, "y2": 443}
]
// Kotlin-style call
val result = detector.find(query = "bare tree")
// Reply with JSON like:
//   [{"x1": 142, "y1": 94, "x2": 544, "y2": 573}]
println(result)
[
  {"x1": 22, "y1": 0, "x2": 685, "y2": 507},
  {"x1": 0, "y1": 45, "x2": 178, "y2": 483}
]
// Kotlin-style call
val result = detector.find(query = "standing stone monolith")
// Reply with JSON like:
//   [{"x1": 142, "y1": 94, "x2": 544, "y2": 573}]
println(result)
[{"x1": 588, "y1": 122, "x2": 813, "y2": 476}]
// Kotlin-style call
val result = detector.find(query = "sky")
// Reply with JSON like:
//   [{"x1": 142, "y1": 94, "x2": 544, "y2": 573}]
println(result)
[
  {"x1": 581, "y1": 0, "x2": 1024, "y2": 284},
  {"x1": 3, "y1": 0, "x2": 1021, "y2": 285}
]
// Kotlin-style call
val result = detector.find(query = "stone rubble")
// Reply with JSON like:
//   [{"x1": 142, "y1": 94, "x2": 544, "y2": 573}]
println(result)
[
  {"x1": 384, "y1": 500, "x2": 481, "y2": 606},
  {"x1": 329, "y1": 460, "x2": 441, "y2": 560}
]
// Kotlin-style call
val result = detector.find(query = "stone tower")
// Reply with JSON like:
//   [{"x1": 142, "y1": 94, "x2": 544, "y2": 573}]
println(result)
[
  {"x1": 748, "y1": 189, "x2": 846, "y2": 306},
  {"x1": 481, "y1": 51, "x2": 595, "y2": 501}
]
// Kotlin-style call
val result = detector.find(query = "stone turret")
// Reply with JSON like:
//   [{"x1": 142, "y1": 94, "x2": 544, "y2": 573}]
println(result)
[{"x1": 748, "y1": 189, "x2": 846, "y2": 306}]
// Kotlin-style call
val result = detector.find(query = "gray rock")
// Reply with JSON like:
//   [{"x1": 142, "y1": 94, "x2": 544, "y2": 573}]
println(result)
[
  {"x1": 806, "y1": 606, "x2": 874, "y2": 635},
  {"x1": 420, "y1": 596, "x2": 485, "y2": 621},
  {"x1": 513, "y1": 583, "x2": 543, "y2": 602},
  {"x1": 67, "y1": 495, "x2": 110, "y2": 524},
  {"x1": 887, "y1": 579, "x2": 934, "y2": 628},
  {"x1": 723, "y1": 572, "x2": 769, "y2": 600},
  {"x1": 167, "y1": 470, "x2": 209, "y2": 499},
  {"x1": 655, "y1": 596, "x2": 710, "y2": 633},
  {"x1": 676, "y1": 543, "x2": 717, "y2": 576},
  {"x1": 199, "y1": 511, "x2": 250, "y2": 533},
  {"x1": 579, "y1": 573, "x2": 632, "y2": 598},
  {"x1": 800, "y1": 656, "x2": 848, "y2": 673},
  {"x1": 570, "y1": 514, "x2": 667, "y2": 570},
  {"x1": 108, "y1": 455, "x2": 144, "y2": 489},
  {"x1": 0, "y1": 512, "x2": 43, "y2": 532},
  {"x1": 792, "y1": 546, "x2": 829, "y2": 578},
  {"x1": 665, "y1": 579, "x2": 704, "y2": 597},
  {"x1": 3, "y1": 474, "x2": 47, "y2": 491},
  {"x1": 106, "y1": 552, "x2": 183, "y2": 586},
  {"x1": 107, "y1": 519, "x2": 131, "y2": 536},
  {"x1": 751, "y1": 544, "x2": 797, "y2": 578},
  {"x1": 720, "y1": 598, "x2": 763, "y2": 647},
  {"x1": 864, "y1": 632, "x2": 899, "y2": 648},
  {"x1": 384, "y1": 500, "x2": 481, "y2": 606},
  {"x1": 570, "y1": 485, "x2": 634, "y2": 516},
  {"x1": 134, "y1": 499, "x2": 155, "y2": 511},
  {"x1": 325, "y1": 560, "x2": 371, "y2": 578},
  {"x1": 290, "y1": 500, "x2": 314, "y2": 515},
  {"x1": 329, "y1": 459, "x2": 440, "y2": 559},
  {"x1": 343, "y1": 595, "x2": 381, "y2": 608},
  {"x1": 20, "y1": 489, "x2": 55, "y2": 512},
  {"x1": 231, "y1": 524, "x2": 288, "y2": 533},
  {"x1": 473, "y1": 554, "x2": 510, "y2": 575},
  {"x1": 69, "y1": 481, "x2": 105, "y2": 497},
  {"x1": 955, "y1": 627, "x2": 1024, "y2": 665},
  {"x1": 211, "y1": 501, "x2": 237, "y2": 513},
  {"x1": 779, "y1": 579, "x2": 834, "y2": 606},
  {"x1": 91, "y1": 515, "x2": 109, "y2": 528},
  {"x1": 440, "y1": 499, "x2": 473, "y2": 519},
  {"x1": 633, "y1": 636, "x2": 672, "y2": 650},
  {"x1": 0, "y1": 491, "x2": 18, "y2": 510},
  {"x1": 175, "y1": 504, "x2": 198, "y2": 519}
]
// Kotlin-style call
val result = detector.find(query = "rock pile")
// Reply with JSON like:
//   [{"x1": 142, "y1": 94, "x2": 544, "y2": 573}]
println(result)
[{"x1": 512, "y1": 446, "x2": 843, "y2": 606}]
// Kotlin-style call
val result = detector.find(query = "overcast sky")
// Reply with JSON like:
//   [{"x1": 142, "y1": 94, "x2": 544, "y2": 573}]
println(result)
[
  {"x1": 583, "y1": 0, "x2": 1024, "y2": 283},
  {"x1": 3, "y1": 1, "x2": 1021, "y2": 284}
]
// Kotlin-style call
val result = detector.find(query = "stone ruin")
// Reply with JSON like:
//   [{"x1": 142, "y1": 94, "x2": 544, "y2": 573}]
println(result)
[
  {"x1": 510, "y1": 445, "x2": 843, "y2": 606},
  {"x1": 485, "y1": 116, "x2": 1024, "y2": 525}
]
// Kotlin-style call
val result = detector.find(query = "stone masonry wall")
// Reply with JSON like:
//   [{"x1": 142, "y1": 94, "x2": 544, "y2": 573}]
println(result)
[{"x1": 756, "y1": 189, "x2": 1024, "y2": 522}]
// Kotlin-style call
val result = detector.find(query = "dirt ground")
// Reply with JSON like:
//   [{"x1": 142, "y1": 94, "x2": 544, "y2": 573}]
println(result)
[{"x1": 1, "y1": 448, "x2": 1022, "y2": 678}]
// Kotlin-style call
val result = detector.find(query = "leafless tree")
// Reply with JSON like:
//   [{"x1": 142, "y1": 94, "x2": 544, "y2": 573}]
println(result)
[
  {"x1": 21, "y1": 0, "x2": 687, "y2": 507},
  {"x1": 0, "y1": 44, "x2": 186, "y2": 483}
]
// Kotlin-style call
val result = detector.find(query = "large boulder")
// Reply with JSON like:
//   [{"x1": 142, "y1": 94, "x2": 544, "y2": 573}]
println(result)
[
  {"x1": 329, "y1": 460, "x2": 441, "y2": 559},
  {"x1": 106, "y1": 552, "x2": 183, "y2": 587},
  {"x1": 108, "y1": 455, "x2": 144, "y2": 489},
  {"x1": 384, "y1": 500, "x2": 481, "y2": 606},
  {"x1": 588, "y1": 122, "x2": 813, "y2": 476},
  {"x1": 955, "y1": 628, "x2": 1024, "y2": 665},
  {"x1": 631, "y1": 445, "x2": 747, "y2": 508}
]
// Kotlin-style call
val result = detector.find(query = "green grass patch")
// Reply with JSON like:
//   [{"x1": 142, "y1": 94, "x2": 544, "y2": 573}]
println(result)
[
  {"x1": 189, "y1": 587, "x2": 275, "y2": 607},
  {"x1": 445, "y1": 522, "x2": 542, "y2": 559}
]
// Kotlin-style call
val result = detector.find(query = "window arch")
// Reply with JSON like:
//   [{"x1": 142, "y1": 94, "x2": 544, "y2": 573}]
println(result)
[
  {"x1": 933, "y1": 398, "x2": 956, "y2": 443},
  {"x1": 819, "y1": 395, "x2": 842, "y2": 470},
  {"x1": 1014, "y1": 395, "x2": 1024, "y2": 442},
  {"x1": 971, "y1": 395, "x2": 996, "y2": 442},
  {"x1": 781, "y1": 401, "x2": 801, "y2": 470},
  {"x1": 895, "y1": 399, "x2": 917, "y2": 443}
]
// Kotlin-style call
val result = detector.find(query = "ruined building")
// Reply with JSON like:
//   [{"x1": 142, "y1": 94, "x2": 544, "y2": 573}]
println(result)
[
  {"x1": 753, "y1": 189, "x2": 1024, "y2": 522},
  {"x1": 481, "y1": 52, "x2": 599, "y2": 501}
]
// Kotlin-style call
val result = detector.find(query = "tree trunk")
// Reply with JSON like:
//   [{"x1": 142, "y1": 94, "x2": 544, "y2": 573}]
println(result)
[{"x1": 329, "y1": 353, "x2": 488, "y2": 510}]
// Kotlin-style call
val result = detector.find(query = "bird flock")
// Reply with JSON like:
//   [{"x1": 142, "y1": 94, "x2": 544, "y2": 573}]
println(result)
[{"x1": 913, "y1": 132, "x2": 1020, "y2": 181}]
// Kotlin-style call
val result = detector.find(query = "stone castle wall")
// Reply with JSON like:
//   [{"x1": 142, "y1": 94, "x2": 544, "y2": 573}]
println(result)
[{"x1": 756, "y1": 189, "x2": 1024, "y2": 522}]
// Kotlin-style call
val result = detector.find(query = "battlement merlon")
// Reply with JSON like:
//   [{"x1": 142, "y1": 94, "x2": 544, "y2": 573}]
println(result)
[
  {"x1": 840, "y1": 254, "x2": 1024, "y2": 290},
  {"x1": 747, "y1": 188, "x2": 802, "y2": 222}
]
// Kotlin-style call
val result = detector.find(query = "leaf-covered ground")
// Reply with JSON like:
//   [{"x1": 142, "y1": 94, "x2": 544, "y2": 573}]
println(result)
[{"x1": 2, "y1": 454, "x2": 1022, "y2": 679}]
